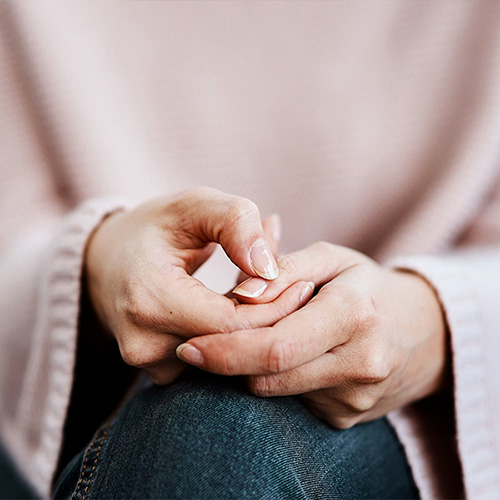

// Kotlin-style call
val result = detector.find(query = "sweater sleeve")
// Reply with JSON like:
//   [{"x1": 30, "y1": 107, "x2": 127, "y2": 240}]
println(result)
[
  {"x1": 0, "y1": 12, "x2": 135, "y2": 496},
  {"x1": 0, "y1": 198, "x2": 133, "y2": 498},
  {"x1": 386, "y1": 179, "x2": 500, "y2": 500}
]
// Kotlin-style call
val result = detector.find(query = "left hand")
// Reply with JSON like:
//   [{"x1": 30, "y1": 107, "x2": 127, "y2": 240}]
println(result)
[{"x1": 176, "y1": 241, "x2": 450, "y2": 428}]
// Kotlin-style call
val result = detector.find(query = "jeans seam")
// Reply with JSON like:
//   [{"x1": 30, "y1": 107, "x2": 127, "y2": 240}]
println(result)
[{"x1": 72, "y1": 422, "x2": 111, "y2": 500}]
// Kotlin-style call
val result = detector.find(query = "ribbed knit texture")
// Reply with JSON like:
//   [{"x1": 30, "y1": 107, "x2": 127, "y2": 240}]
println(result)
[
  {"x1": 0, "y1": 198, "x2": 130, "y2": 493},
  {"x1": 1, "y1": 2, "x2": 500, "y2": 498},
  {"x1": 389, "y1": 252, "x2": 500, "y2": 500}
]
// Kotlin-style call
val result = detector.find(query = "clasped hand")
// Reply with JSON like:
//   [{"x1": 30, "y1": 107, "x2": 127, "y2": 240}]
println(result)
[{"x1": 86, "y1": 187, "x2": 449, "y2": 428}]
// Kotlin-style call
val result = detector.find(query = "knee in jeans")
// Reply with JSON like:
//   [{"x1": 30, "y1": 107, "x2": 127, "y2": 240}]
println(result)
[
  {"x1": 133, "y1": 374, "x2": 284, "y2": 442},
  {"x1": 55, "y1": 374, "x2": 419, "y2": 500}
]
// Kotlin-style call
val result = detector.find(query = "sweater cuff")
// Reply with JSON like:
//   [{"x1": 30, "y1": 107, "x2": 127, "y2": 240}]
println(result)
[
  {"x1": 31, "y1": 197, "x2": 132, "y2": 498},
  {"x1": 387, "y1": 254, "x2": 500, "y2": 500}
]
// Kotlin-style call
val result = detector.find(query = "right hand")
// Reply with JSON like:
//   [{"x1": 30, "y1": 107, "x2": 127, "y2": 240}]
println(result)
[{"x1": 85, "y1": 187, "x2": 313, "y2": 385}]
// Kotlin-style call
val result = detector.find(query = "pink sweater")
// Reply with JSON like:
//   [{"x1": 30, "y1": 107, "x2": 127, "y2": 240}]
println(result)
[{"x1": 1, "y1": 2, "x2": 500, "y2": 498}]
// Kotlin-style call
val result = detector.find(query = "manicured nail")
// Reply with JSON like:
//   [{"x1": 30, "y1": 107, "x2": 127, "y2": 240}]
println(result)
[
  {"x1": 176, "y1": 344, "x2": 203, "y2": 367},
  {"x1": 269, "y1": 214, "x2": 281, "y2": 242},
  {"x1": 233, "y1": 277, "x2": 269, "y2": 298},
  {"x1": 250, "y1": 238, "x2": 279, "y2": 280},
  {"x1": 300, "y1": 282, "x2": 315, "y2": 305}
]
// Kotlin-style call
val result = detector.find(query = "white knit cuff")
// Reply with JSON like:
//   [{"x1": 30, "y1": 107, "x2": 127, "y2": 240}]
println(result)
[
  {"x1": 31, "y1": 197, "x2": 132, "y2": 497},
  {"x1": 387, "y1": 254, "x2": 500, "y2": 500}
]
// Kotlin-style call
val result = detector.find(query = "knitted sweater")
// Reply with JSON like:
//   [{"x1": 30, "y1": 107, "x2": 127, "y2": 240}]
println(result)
[{"x1": 1, "y1": 2, "x2": 499, "y2": 498}]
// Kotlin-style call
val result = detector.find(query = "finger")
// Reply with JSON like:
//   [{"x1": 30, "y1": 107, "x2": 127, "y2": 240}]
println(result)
[
  {"x1": 117, "y1": 327, "x2": 185, "y2": 371},
  {"x1": 121, "y1": 280, "x2": 315, "y2": 380},
  {"x1": 235, "y1": 214, "x2": 281, "y2": 285},
  {"x1": 232, "y1": 241, "x2": 363, "y2": 303},
  {"x1": 146, "y1": 359, "x2": 189, "y2": 386},
  {"x1": 177, "y1": 285, "x2": 352, "y2": 375},
  {"x1": 263, "y1": 213, "x2": 281, "y2": 256},
  {"x1": 170, "y1": 275, "x2": 314, "y2": 335},
  {"x1": 171, "y1": 187, "x2": 279, "y2": 280},
  {"x1": 246, "y1": 351, "x2": 349, "y2": 396},
  {"x1": 300, "y1": 394, "x2": 364, "y2": 429},
  {"x1": 119, "y1": 280, "x2": 315, "y2": 383},
  {"x1": 249, "y1": 359, "x2": 384, "y2": 428},
  {"x1": 117, "y1": 328, "x2": 189, "y2": 386},
  {"x1": 138, "y1": 262, "x2": 314, "y2": 336}
]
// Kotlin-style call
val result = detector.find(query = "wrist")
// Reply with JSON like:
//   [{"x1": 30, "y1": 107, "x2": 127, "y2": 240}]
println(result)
[
  {"x1": 84, "y1": 208, "x2": 126, "y2": 337},
  {"x1": 392, "y1": 269, "x2": 452, "y2": 397}
]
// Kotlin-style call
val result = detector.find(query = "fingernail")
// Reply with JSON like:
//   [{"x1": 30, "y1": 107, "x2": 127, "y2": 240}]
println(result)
[
  {"x1": 300, "y1": 282, "x2": 315, "y2": 305},
  {"x1": 176, "y1": 344, "x2": 203, "y2": 367},
  {"x1": 269, "y1": 214, "x2": 281, "y2": 242},
  {"x1": 250, "y1": 238, "x2": 279, "y2": 280},
  {"x1": 233, "y1": 277, "x2": 269, "y2": 298}
]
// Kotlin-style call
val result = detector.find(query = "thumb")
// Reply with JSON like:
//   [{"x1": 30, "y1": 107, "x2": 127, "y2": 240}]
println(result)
[
  {"x1": 175, "y1": 187, "x2": 279, "y2": 280},
  {"x1": 235, "y1": 213, "x2": 281, "y2": 285}
]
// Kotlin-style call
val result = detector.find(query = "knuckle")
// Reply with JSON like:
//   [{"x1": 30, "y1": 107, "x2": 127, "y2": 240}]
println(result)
[
  {"x1": 277, "y1": 254, "x2": 298, "y2": 276},
  {"x1": 265, "y1": 338, "x2": 296, "y2": 373},
  {"x1": 225, "y1": 197, "x2": 259, "y2": 226},
  {"x1": 342, "y1": 391, "x2": 377, "y2": 413},
  {"x1": 166, "y1": 187, "x2": 199, "y2": 213},
  {"x1": 214, "y1": 307, "x2": 240, "y2": 334},
  {"x1": 183, "y1": 185, "x2": 214, "y2": 201},
  {"x1": 330, "y1": 416, "x2": 359, "y2": 430},
  {"x1": 348, "y1": 291, "x2": 380, "y2": 335},
  {"x1": 217, "y1": 351, "x2": 237, "y2": 376},
  {"x1": 356, "y1": 347, "x2": 391, "y2": 384},
  {"x1": 247, "y1": 376, "x2": 275, "y2": 397},
  {"x1": 172, "y1": 186, "x2": 219, "y2": 217},
  {"x1": 120, "y1": 340, "x2": 161, "y2": 368},
  {"x1": 272, "y1": 300, "x2": 293, "y2": 324},
  {"x1": 123, "y1": 287, "x2": 163, "y2": 329}
]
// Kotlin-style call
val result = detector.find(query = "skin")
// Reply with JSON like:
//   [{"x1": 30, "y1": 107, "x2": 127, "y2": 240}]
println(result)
[
  {"x1": 86, "y1": 186, "x2": 449, "y2": 428},
  {"x1": 85, "y1": 187, "x2": 313, "y2": 386},
  {"x1": 176, "y1": 242, "x2": 450, "y2": 429}
]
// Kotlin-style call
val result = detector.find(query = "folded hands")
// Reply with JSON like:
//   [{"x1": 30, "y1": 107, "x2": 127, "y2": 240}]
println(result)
[{"x1": 85, "y1": 187, "x2": 450, "y2": 428}]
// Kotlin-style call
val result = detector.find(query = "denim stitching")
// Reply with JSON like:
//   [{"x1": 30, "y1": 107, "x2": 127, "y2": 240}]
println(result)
[
  {"x1": 82, "y1": 427, "x2": 109, "y2": 500},
  {"x1": 72, "y1": 423, "x2": 110, "y2": 500},
  {"x1": 72, "y1": 439, "x2": 95, "y2": 498}
]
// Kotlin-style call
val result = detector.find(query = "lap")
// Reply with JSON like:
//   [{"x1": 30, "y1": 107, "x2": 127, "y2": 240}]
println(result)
[{"x1": 55, "y1": 372, "x2": 419, "y2": 500}]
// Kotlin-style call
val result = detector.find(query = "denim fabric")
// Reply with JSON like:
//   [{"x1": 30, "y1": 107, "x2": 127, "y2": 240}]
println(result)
[{"x1": 54, "y1": 372, "x2": 419, "y2": 500}]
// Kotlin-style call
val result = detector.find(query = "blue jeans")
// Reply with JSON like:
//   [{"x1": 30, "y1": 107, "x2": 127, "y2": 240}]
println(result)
[{"x1": 54, "y1": 372, "x2": 418, "y2": 499}]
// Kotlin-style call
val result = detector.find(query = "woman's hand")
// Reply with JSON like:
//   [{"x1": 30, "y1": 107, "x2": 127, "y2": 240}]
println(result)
[
  {"x1": 85, "y1": 187, "x2": 313, "y2": 386},
  {"x1": 176, "y1": 241, "x2": 450, "y2": 428}
]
